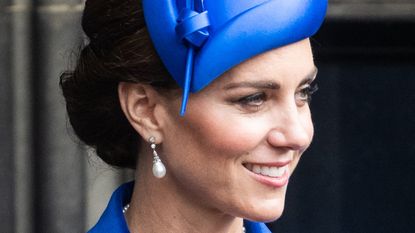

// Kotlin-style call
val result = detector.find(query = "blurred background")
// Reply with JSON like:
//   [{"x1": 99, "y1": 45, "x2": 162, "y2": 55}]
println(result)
[{"x1": 1, "y1": 0, "x2": 414, "y2": 232}]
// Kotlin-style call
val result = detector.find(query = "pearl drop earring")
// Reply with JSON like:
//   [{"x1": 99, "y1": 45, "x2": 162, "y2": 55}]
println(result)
[{"x1": 149, "y1": 136, "x2": 166, "y2": 178}]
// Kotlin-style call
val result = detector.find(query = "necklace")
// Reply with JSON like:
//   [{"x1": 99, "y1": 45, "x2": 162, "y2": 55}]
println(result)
[
  {"x1": 123, "y1": 204, "x2": 246, "y2": 233},
  {"x1": 123, "y1": 204, "x2": 130, "y2": 214}
]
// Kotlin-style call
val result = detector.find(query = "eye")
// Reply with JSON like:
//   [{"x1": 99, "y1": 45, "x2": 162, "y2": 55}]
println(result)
[
  {"x1": 296, "y1": 83, "x2": 318, "y2": 106},
  {"x1": 235, "y1": 92, "x2": 267, "y2": 110}
]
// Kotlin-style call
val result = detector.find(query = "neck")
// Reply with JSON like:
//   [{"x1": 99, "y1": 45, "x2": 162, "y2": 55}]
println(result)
[{"x1": 125, "y1": 151, "x2": 244, "y2": 233}]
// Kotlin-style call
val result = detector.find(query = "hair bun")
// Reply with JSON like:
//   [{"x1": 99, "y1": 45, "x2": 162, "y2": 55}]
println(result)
[{"x1": 82, "y1": 0, "x2": 143, "y2": 51}]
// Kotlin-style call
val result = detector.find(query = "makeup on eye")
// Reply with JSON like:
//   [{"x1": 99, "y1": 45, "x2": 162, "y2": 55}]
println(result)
[
  {"x1": 222, "y1": 81, "x2": 275, "y2": 111},
  {"x1": 293, "y1": 67, "x2": 318, "y2": 105},
  {"x1": 237, "y1": 92, "x2": 267, "y2": 106},
  {"x1": 228, "y1": 91, "x2": 267, "y2": 112},
  {"x1": 296, "y1": 82, "x2": 319, "y2": 105}
]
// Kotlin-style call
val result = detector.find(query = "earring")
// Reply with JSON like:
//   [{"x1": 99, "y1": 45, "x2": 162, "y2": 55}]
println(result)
[{"x1": 149, "y1": 136, "x2": 166, "y2": 178}]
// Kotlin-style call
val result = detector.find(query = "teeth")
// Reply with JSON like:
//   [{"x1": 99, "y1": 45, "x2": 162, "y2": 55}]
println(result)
[
  {"x1": 260, "y1": 166, "x2": 269, "y2": 176},
  {"x1": 249, "y1": 164, "x2": 287, "y2": 178},
  {"x1": 269, "y1": 167, "x2": 285, "y2": 177},
  {"x1": 253, "y1": 165, "x2": 261, "y2": 174}
]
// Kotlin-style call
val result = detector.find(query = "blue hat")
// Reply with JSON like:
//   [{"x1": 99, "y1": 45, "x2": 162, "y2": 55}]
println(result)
[{"x1": 142, "y1": 0, "x2": 327, "y2": 115}]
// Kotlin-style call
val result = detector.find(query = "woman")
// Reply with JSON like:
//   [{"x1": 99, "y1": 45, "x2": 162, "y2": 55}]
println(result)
[{"x1": 60, "y1": 0, "x2": 327, "y2": 232}]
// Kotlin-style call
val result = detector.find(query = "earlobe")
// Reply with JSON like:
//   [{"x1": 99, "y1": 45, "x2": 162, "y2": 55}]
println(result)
[{"x1": 118, "y1": 82, "x2": 164, "y2": 142}]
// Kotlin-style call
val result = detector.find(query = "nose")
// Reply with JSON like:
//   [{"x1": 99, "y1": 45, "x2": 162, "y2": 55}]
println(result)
[{"x1": 267, "y1": 108, "x2": 313, "y2": 152}]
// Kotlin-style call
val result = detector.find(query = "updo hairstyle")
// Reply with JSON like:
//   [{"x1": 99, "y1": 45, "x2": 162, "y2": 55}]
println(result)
[{"x1": 59, "y1": 0, "x2": 178, "y2": 169}]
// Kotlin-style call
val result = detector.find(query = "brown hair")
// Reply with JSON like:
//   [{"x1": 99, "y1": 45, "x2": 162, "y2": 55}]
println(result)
[{"x1": 59, "y1": 0, "x2": 178, "y2": 169}]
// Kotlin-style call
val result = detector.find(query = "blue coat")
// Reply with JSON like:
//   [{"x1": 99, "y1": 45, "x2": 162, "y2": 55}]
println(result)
[{"x1": 88, "y1": 182, "x2": 272, "y2": 233}]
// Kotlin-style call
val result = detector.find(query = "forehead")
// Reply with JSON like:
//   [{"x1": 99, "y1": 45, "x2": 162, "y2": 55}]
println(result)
[{"x1": 205, "y1": 39, "x2": 314, "y2": 89}]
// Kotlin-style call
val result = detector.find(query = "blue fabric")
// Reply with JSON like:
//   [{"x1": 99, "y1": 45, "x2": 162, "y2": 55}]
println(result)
[
  {"x1": 142, "y1": 0, "x2": 327, "y2": 114},
  {"x1": 176, "y1": 9, "x2": 210, "y2": 48},
  {"x1": 87, "y1": 181, "x2": 272, "y2": 233},
  {"x1": 87, "y1": 182, "x2": 133, "y2": 233}
]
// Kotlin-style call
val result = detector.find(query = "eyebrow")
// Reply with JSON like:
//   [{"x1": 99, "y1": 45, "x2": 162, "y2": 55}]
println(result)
[{"x1": 223, "y1": 66, "x2": 318, "y2": 90}]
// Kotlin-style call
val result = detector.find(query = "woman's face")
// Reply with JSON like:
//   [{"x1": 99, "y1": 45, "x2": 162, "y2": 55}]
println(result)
[{"x1": 158, "y1": 39, "x2": 316, "y2": 222}]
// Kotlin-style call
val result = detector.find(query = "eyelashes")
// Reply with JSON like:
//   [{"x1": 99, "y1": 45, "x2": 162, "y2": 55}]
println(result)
[
  {"x1": 298, "y1": 83, "x2": 319, "y2": 103},
  {"x1": 231, "y1": 92, "x2": 267, "y2": 112},
  {"x1": 237, "y1": 92, "x2": 266, "y2": 106}
]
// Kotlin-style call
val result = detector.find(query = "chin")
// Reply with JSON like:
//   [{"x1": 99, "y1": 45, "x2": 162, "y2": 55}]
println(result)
[
  {"x1": 248, "y1": 207, "x2": 285, "y2": 223},
  {"x1": 240, "y1": 197, "x2": 286, "y2": 223}
]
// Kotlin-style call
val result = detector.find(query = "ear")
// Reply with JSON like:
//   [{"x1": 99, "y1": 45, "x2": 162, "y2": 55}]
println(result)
[{"x1": 118, "y1": 82, "x2": 164, "y2": 143}]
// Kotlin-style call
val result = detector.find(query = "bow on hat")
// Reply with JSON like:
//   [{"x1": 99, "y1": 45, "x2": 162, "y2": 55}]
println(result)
[{"x1": 142, "y1": 0, "x2": 327, "y2": 115}]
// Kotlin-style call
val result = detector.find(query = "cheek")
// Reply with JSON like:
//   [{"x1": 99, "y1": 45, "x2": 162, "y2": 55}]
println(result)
[{"x1": 185, "y1": 108, "x2": 269, "y2": 157}]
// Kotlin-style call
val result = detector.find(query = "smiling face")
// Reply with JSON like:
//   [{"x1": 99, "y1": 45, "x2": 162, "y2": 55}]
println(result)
[{"x1": 157, "y1": 39, "x2": 316, "y2": 222}]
